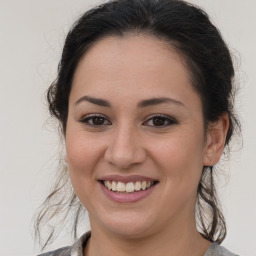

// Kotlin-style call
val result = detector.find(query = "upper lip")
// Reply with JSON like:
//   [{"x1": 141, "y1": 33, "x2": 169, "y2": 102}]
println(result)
[{"x1": 98, "y1": 175, "x2": 158, "y2": 183}]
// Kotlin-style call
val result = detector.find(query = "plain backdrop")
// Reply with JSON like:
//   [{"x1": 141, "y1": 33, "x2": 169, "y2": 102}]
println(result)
[{"x1": 0, "y1": 0, "x2": 255, "y2": 255}]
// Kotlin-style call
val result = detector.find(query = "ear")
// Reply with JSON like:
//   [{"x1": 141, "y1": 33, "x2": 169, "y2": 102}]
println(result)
[{"x1": 203, "y1": 113, "x2": 229, "y2": 166}]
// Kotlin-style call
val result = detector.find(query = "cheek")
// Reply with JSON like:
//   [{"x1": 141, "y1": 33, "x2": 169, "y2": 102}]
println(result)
[
  {"x1": 65, "y1": 132, "x2": 105, "y2": 200},
  {"x1": 65, "y1": 132, "x2": 104, "y2": 208},
  {"x1": 66, "y1": 131, "x2": 102, "y2": 171},
  {"x1": 152, "y1": 132, "x2": 204, "y2": 165},
  {"x1": 149, "y1": 132, "x2": 204, "y2": 188}
]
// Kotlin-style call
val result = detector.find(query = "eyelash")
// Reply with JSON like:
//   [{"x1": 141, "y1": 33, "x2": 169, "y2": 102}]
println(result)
[{"x1": 79, "y1": 114, "x2": 177, "y2": 128}]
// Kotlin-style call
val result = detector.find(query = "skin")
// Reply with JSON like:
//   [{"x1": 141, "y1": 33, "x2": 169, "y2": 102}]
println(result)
[{"x1": 65, "y1": 34, "x2": 229, "y2": 256}]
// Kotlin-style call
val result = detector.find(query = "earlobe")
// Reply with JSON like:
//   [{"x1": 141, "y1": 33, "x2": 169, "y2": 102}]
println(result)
[{"x1": 204, "y1": 113, "x2": 229, "y2": 166}]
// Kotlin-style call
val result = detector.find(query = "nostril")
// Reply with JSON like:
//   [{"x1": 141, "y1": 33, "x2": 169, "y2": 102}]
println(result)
[{"x1": 104, "y1": 146, "x2": 147, "y2": 169}]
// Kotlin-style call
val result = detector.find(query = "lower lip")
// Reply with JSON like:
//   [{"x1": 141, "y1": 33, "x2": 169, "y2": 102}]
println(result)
[{"x1": 99, "y1": 182, "x2": 158, "y2": 203}]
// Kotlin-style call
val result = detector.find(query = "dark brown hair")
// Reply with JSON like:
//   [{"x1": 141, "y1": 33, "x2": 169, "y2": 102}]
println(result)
[{"x1": 35, "y1": 0, "x2": 240, "y2": 249}]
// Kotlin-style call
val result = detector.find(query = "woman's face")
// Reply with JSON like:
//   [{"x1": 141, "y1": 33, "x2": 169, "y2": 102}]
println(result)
[{"x1": 65, "y1": 35, "x2": 212, "y2": 238}]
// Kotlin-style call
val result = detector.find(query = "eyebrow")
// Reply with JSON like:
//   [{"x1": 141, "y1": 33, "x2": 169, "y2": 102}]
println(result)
[
  {"x1": 138, "y1": 97, "x2": 184, "y2": 108},
  {"x1": 74, "y1": 95, "x2": 184, "y2": 108},
  {"x1": 75, "y1": 95, "x2": 111, "y2": 107}
]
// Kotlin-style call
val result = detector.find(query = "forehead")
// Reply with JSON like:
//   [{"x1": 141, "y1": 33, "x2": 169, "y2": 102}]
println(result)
[{"x1": 70, "y1": 34, "x2": 199, "y2": 107}]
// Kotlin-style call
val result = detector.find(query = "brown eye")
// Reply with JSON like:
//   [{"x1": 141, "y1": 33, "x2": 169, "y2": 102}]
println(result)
[
  {"x1": 152, "y1": 117, "x2": 166, "y2": 126},
  {"x1": 91, "y1": 116, "x2": 105, "y2": 125},
  {"x1": 80, "y1": 115, "x2": 111, "y2": 127},
  {"x1": 144, "y1": 115, "x2": 177, "y2": 128}
]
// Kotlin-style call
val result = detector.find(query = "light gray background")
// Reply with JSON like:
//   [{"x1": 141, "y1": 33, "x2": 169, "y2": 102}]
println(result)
[{"x1": 0, "y1": 0, "x2": 255, "y2": 255}]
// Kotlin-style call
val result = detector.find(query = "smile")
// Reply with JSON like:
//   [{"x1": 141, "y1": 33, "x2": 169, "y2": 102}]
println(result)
[
  {"x1": 98, "y1": 175, "x2": 159, "y2": 203},
  {"x1": 101, "y1": 180, "x2": 157, "y2": 193}
]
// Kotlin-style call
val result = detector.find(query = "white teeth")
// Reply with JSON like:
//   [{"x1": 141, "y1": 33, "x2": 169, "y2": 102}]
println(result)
[
  {"x1": 134, "y1": 181, "x2": 142, "y2": 191},
  {"x1": 126, "y1": 182, "x2": 135, "y2": 193},
  {"x1": 112, "y1": 181, "x2": 117, "y2": 191},
  {"x1": 103, "y1": 180, "x2": 155, "y2": 193},
  {"x1": 117, "y1": 181, "x2": 126, "y2": 192},
  {"x1": 107, "y1": 180, "x2": 112, "y2": 190},
  {"x1": 141, "y1": 181, "x2": 147, "y2": 190}
]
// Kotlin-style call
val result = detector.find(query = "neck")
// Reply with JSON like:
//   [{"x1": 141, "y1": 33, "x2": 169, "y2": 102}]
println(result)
[{"x1": 84, "y1": 218, "x2": 210, "y2": 256}]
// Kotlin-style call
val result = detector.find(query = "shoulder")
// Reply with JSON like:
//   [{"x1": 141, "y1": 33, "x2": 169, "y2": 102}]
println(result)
[
  {"x1": 37, "y1": 246, "x2": 71, "y2": 256},
  {"x1": 205, "y1": 243, "x2": 239, "y2": 256},
  {"x1": 37, "y1": 232, "x2": 91, "y2": 256}
]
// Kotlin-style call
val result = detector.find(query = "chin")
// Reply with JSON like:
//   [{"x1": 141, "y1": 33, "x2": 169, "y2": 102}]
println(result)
[
  {"x1": 93, "y1": 210, "x2": 156, "y2": 238},
  {"x1": 108, "y1": 223, "x2": 153, "y2": 239}
]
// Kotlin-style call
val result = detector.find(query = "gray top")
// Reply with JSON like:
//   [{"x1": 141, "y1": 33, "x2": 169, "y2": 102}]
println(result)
[{"x1": 38, "y1": 232, "x2": 239, "y2": 256}]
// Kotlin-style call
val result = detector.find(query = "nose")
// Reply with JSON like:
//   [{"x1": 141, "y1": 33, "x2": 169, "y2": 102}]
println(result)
[{"x1": 104, "y1": 123, "x2": 147, "y2": 169}]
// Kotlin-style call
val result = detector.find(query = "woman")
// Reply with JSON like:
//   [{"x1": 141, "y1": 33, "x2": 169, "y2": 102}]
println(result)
[{"x1": 36, "y1": 0, "x2": 240, "y2": 255}]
